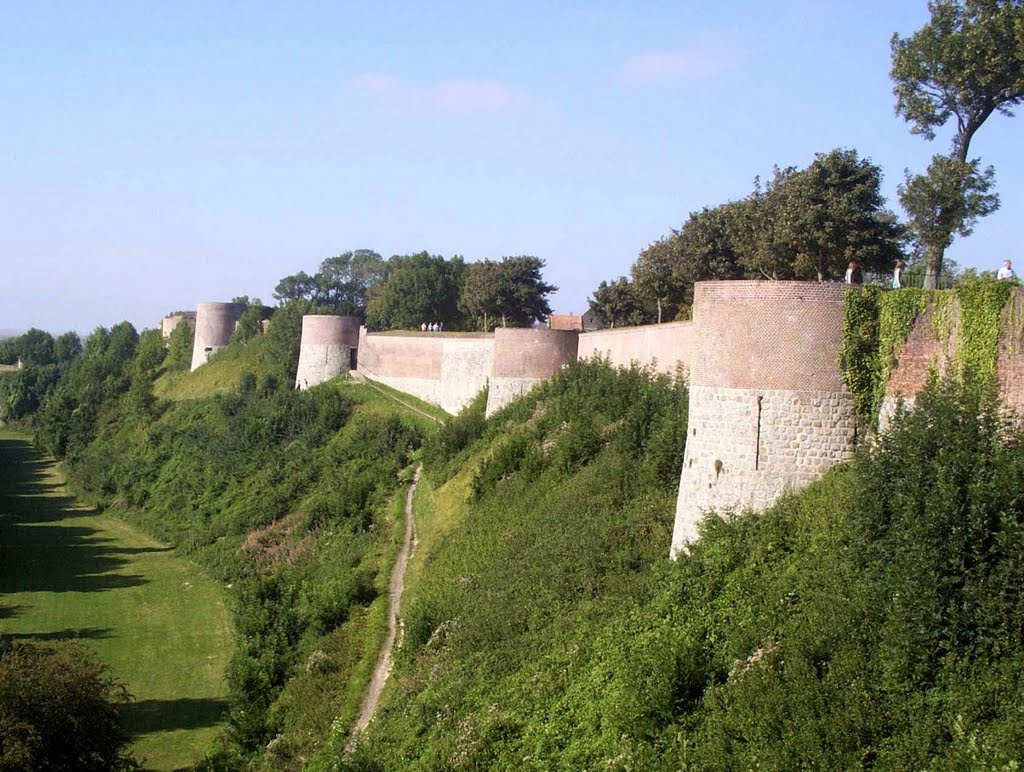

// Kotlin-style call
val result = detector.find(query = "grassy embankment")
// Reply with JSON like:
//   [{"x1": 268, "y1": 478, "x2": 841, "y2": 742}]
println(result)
[
  {"x1": 0, "y1": 427, "x2": 232, "y2": 771},
  {"x1": 342, "y1": 365, "x2": 1024, "y2": 770}
]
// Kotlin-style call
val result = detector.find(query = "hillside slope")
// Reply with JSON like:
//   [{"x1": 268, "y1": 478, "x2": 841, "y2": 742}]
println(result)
[{"x1": 343, "y1": 371, "x2": 1024, "y2": 770}]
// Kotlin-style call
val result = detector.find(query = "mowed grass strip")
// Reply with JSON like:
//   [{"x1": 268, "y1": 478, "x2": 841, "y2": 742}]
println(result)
[{"x1": 0, "y1": 429, "x2": 233, "y2": 771}]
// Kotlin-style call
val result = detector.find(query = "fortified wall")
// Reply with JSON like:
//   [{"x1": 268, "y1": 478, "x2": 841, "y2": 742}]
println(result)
[
  {"x1": 160, "y1": 312, "x2": 196, "y2": 340},
  {"x1": 294, "y1": 315, "x2": 360, "y2": 390},
  {"x1": 190, "y1": 302, "x2": 245, "y2": 371},
  {"x1": 670, "y1": 282, "x2": 858, "y2": 554},
  {"x1": 190, "y1": 284, "x2": 1024, "y2": 557},
  {"x1": 352, "y1": 323, "x2": 687, "y2": 416}
]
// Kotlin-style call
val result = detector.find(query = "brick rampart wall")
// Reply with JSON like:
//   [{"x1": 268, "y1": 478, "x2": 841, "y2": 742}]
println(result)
[
  {"x1": 672, "y1": 281, "x2": 857, "y2": 555},
  {"x1": 357, "y1": 329, "x2": 494, "y2": 415},
  {"x1": 486, "y1": 328, "x2": 579, "y2": 415},
  {"x1": 691, "y1": 281, "x2": 848, "y2": 391},
  {"x1": 578, "y1": 321, "x2": 695, "y2": 375},
  {"x1": 190, "y1": 302, "x2": 245, "y2": 371}
]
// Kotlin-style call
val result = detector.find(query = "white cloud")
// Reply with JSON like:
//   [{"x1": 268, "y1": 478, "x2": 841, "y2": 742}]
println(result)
[
  {"x1": 350, "y1": 73, "x2": 525, "y2": 112},
  {"x1": 619, "y1": 44, "x2": 738, "y2": 86}
]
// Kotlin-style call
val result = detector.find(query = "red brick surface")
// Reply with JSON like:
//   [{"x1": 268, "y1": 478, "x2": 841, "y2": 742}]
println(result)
[
  {"x1": 998, "y1": 289, "x2": 1024, "y2": 414},
  {"x1": 490, "y1": 328, "x2": 579, "y2": 378},
  {"x1": 691, "y1": 281, "x2": 848, "y2": 391}
]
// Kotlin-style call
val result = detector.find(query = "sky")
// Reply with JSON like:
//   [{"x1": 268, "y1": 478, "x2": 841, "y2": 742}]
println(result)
[{"x1": 2, "y1": 1, "x2": 1022, "y2": 334}]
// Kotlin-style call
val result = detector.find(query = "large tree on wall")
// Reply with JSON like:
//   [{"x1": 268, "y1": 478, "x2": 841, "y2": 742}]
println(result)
[
  {"x1": 460, "y1": 256, "x2": 556, "y2": 330},
  {"x1": 365, "y1": 252, "x2": 467, "y2": 331},
  {"x1": 891, "y1": 0, "x2": 1024, "y2": 288}
]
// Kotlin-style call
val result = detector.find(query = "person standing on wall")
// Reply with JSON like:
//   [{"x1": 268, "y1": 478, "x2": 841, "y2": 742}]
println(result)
[
  {"x1": 998, "y1": 260, "x2": 1015, "y2": 281},
  {"x1": 892, "y1": 259, "x2": 906, "y2": 289},
  {"x1": 845, "y1": 261, "x2": 862, "y2": 285}
]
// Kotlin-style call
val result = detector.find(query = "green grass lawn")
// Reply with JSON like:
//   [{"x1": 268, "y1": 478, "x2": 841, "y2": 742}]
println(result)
[{"x1": 0, "y1": 428, "x2": 233, "y2": 771}]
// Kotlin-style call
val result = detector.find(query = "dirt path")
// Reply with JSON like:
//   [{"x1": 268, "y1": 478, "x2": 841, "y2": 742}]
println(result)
[{"x1": 346, "y1": 463, "x2": 422, "y2": 750}]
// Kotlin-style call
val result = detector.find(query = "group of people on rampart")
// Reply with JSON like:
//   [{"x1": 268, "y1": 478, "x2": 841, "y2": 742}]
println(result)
[
  {"x1": 419, "y1": 321, "x2": 444, "y2": 333},
  {"x1": 844, "y1": 259, "x2": 1016, "y2": 289}
]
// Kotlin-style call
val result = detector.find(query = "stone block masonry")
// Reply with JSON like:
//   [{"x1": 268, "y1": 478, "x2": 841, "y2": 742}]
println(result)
[
  {"x1": 294, "y1": 315, "x2": 360, "y2": 390},
  {"x1": 671, "y1": 281, "x2": 856, "y2": 556},
  {"x1": 672, "y1": 386, "x2": 857, "y2": 551},
  {"x1": 190, "y1": 302, "x2": 245, "y2": 371}
]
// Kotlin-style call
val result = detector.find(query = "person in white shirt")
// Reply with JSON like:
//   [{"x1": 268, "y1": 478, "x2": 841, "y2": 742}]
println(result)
[{"x1": 998, "y1": 260, "x2": 1015, "y2": 281}]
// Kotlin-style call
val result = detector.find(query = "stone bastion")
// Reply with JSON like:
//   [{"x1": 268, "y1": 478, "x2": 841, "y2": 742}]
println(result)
[
  {"x1": 670, "y1": 281, "x2": 858, "y2": 555},
  {"x1": 295, "y1": 315, "x2": 361, "y2": 390},
  {"x1": 190, "y1": 302, "x2": 245, "y2": 371}
]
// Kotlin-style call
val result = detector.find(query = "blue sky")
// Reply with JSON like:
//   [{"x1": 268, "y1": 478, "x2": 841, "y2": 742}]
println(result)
[{"x1": 2, "y1": 1, "x2": 1022, "y2": 333}]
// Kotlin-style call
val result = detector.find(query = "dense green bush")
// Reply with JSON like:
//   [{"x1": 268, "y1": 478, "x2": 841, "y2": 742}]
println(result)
[
  {"x1": 349, "y1": 375, "x2": 1024, "y2": 770},
  {"x1": 0, "y1": 642, "x2": 139, "y2": 771}
]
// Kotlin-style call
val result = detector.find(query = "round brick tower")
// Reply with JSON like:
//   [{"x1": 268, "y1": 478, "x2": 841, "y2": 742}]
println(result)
[
  {"x1": 294, "y1": 315, "x2": 361, "y2": 389},
  {"x1": 485, "y1": 327, "x2": 579, "y2": 416},
  {"x1": 671, "y1": 281, "x2": 858, "y2": 555},
  {"x1": 160, "y1": 312, "x2": 196, "y2": 340},
  {"x1": 190, "y1": 302, "x2": 246, "y2": 371}
]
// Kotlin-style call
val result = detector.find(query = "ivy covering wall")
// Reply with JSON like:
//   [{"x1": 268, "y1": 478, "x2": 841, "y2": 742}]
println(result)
[{"x1": 839, "y1": 281, "x2": 1016, "y2": 428}]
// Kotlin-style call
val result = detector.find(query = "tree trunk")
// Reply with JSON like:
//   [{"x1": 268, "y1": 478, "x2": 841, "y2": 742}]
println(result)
[
  {"x1": 923, "y1": 247, "x2": 943, "y2": 290},
  {"x1": 656, "y1": 297, "x2": 663, "y2": 325}
]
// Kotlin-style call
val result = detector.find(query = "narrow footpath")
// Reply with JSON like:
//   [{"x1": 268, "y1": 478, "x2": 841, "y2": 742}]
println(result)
[{"x1": 346, "y1": 463, "x2": 422, "y2": 750}]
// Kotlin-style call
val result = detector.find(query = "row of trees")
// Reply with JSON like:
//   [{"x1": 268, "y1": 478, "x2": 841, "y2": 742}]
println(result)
[
  {"x1": 274, "y1": 251, "x2": 556, "y2": 331},
  {"x1": 592, "y1": 0, "x2": 1023, "y2": 325},
  {"x1": 591, "y1": 149, "x2": 905, "y2": 326}
]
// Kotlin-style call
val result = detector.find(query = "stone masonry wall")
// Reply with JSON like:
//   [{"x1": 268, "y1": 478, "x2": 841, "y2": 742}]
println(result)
[
  {"x1": 671, "y1": 386, "x2": 857, "y2": 552},
  {"x1": 486, "y1": 328, "x2": 578, "y2": 416},
  {"x1": 672, "y1": 281, "x2": 856, "y2": 555},
  {"x1": 357, "y1": 330, "x2": 494, "y2": 415},
  {"x1": 577, "y1": 321, "x2": 695, "y2": 375}
]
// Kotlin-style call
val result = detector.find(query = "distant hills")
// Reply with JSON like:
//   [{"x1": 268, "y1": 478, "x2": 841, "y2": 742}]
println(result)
[{"x1": 0, "y1": 330, "x2": 24, "y2": 339}]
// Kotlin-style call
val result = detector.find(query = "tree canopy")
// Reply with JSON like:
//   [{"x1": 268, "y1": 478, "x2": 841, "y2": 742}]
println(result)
[
  {"x1": 592, "y1": 148, "x2": 904, "y2": 327},
  {"x1": 460, "y1": 256, "x2": 556, "y2": 330},
  {"x1": 891, "y1": 0, "x2": 1024, "y2": 286},
  {"x1": 365, "y1": 252, "x2": 467, "y2": 331},
  {"x1": 274, "y1": 250, "x2": 386, "y2": 316}
]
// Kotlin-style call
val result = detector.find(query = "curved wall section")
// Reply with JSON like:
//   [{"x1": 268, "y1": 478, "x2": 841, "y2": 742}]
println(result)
[
  {"x1": 190, "y1": 302, "x2": 245, "y2": 371},
  {"x1": 295, "y1": 315, "x2": 360, "y2": 389},
  {"x1": 578, "y1": 320, "x2": 695, "y2": 374},
  {"x1": 485, "y1": 328, "x2": 579, "y2": 416},
  {"x1": 672, "y1": 282, "x2": 857, "y2": 555},
  {"x1": 161, "y1": 312, "x2": 196, "y2": 340},
  {"x1": 357, "y1": 330, "x2": 494, "y2": 415}
]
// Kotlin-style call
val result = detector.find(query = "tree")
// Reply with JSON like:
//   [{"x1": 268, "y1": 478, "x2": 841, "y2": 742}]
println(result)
[
  {"x1": 891, "y1": 0, "x2": 1024, "y2": 287},
  {"x1": 632, "y1": 239, "x2": 685, "y2": 324},
  {"x1": 781, "y1": 149, "x2": 906, "y2": 281},
  {"x1": 273, "y1": 250, "x2": 386, "y2": 316},
  {"x1": 0, "y1": 642, "x2": 139, "y2": 771},
  {"x1": 366, "y1": 252, "x2": 467, "y2": 331},
  {"x1": 54, "y1": 332, "x2": 82, "y2": 369},
  {"x1": 899, "y1": 155, "x2": 999, "y2": 281},
  {"x1": 459, "y1": 256, "x2": 556, "y2": 330},
  {"x1": 588, "y1": 277, "x2": 649, "y2": 328},
  {"x1": 164, "y1": 322, "x2": 194, "y2": 371},
  {"x1": 15, "y1": 329, "x2": 55, "y2": 367}
]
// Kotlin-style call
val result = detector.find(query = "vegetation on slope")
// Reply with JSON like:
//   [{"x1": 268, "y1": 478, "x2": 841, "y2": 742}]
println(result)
[
  {"x1": 53, "y1": 332, "x2": 436, "y2": 769},
  {"x1": 345, "y1": 371, "x2": 1024, "y2": 770},
  {"x1": 0, "y1": 429, "x2": 232, "y2": 770}
]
